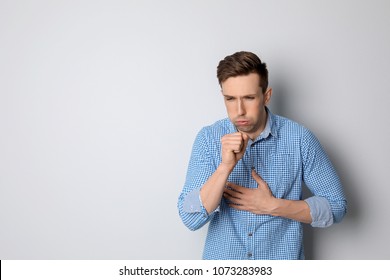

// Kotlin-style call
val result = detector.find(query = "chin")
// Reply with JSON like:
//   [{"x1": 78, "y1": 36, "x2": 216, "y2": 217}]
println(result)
[{"x1": 237, "y1": 126, "x2": 254, "y2": 133}]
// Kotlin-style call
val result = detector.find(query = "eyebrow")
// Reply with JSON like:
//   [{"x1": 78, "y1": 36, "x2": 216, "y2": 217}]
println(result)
[{"x1": 222, "y1": 93, "x2": 257, "y2": 98}]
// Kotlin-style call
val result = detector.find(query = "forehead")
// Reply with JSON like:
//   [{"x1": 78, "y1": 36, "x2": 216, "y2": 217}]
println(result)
[{"x1": 221, "y1": 73, "x2": 261, "y2": 95}]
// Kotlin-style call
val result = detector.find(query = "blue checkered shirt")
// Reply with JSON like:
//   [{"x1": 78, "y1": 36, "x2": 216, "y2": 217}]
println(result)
[{"x1": 178, "y1": 109, "x2": 347, "y2": 259}]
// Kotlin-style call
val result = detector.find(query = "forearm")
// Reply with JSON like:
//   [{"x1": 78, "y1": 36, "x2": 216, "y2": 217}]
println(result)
[
  {"x1": 269, "y1": 198, "x2": 312, "y2": 224},
  {"x1": 178, "y1": 163, "x2": 233, "y2": 231},
  {"x1": 200, "y1": 163, "x2": 233, "y2": 214}
]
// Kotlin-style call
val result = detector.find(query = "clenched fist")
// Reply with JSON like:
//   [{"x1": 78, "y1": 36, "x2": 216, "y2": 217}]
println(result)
[{"x1": 220, "y1": 132, "x2": 249, "y2": 169}]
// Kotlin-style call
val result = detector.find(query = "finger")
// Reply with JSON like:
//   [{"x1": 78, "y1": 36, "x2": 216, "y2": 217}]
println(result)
[
  {"x1": 233, "y1": 132, "x2": 246, "y2": 153},
  {"x1": 223, "y1": 192, "x2": 241, "y2": 203},
  {"x1": 224, "y1": 188, "x2": 241, "y2": 198},
  {"x1": 222, "y1": 134, "x2": 245, "y2": 153},
  {"x1": 226, "y1": 182, "x2": 245, "y2": 193},
  {"x1": 221, "y1": 132, "x2": 242, "y2": 142},
  {"x1": 233, "y1": 132, "x2": 250, "y2": 154},
  {"x1": 251, "y1": 169, "x2": 267, "y2": 186},
  {"x1": 227, "y1": 203, "x2": 245, "y2": 210}
]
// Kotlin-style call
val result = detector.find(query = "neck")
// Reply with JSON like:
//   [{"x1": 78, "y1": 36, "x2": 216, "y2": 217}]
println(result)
[{"x1": 247, "y1": 109, "x2": 268, "y2": 140}]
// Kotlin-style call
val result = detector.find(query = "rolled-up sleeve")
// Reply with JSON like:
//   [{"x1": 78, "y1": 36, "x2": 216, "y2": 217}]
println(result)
[
  {"x1": 305, "y1": 196, "x2": 333, "y2": 227},
  {"x1": 183, "y1": 189, "x2": 202, "y2": 213}
]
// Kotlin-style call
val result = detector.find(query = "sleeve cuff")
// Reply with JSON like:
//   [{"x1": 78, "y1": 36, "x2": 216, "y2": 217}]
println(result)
[
  {"x1": 183, "y1": 188, "x2": 220, "y2": 215},
  {"x1": 305, "y1": 196, "x2": 334, "y2": 228},
  {"x1": 183, "y1": 189, "x2": 202, "y2": 212}
]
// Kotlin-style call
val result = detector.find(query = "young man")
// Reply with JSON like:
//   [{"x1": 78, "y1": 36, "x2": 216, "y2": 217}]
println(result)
[{"x1": 178, "y1": 51, "x2": 347, "y2": 260}]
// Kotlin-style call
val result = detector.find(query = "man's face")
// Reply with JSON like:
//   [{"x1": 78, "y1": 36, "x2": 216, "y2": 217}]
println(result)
[{"x1": 221, "y1": 73, "x2": 272, "y2": 139}]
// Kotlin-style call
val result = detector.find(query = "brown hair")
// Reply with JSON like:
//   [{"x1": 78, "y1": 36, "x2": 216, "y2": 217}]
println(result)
[{"x1": 217, "y1": 51, "x2": 268, "y2": 93}]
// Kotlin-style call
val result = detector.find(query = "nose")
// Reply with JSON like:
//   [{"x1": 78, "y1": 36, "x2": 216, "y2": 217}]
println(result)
[{"x1": 237, "y1": 99, "x2": 245, "y2": 116}]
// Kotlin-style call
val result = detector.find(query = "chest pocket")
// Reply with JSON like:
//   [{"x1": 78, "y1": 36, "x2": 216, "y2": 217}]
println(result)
[{"x1": 268, "y1": 153, "x2": 298, "y2": 198}]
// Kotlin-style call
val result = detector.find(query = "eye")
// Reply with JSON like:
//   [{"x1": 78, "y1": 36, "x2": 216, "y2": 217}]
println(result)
[
  {"x1": 224, "y1": 96, "x2": 234, "y2": 101},
  {"x1": 245, "y1": 96, "x2": 255, "y2": 100}
]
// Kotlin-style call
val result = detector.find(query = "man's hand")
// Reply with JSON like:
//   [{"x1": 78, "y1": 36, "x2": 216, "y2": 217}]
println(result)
[
  {"x1": 220, "y1": 132, "x2": 249, "y2": 170},
  {"x1": 223, "y1": 169, "x2": 276, "y2": 215}
]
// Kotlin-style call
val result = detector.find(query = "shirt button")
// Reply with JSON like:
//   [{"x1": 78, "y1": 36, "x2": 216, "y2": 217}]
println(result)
[
  {"x1": 248, "y1": 233, "x2": 253, "y2": 237},
  {"x1": 248, "y1": 253, "x2": 253, "y2": 258}
]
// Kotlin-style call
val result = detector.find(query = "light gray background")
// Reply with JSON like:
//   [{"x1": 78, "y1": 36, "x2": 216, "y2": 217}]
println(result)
[{"x1": 1, "y1": 0, "x2": 389, "y2": 259}]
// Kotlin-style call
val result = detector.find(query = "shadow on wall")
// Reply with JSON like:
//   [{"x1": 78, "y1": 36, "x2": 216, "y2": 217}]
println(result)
[{"x1": 318, "y1": 141, "x2": 360, "y2": 259}]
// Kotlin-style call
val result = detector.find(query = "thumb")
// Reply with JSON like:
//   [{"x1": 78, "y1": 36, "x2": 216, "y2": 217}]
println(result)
[
  {"x1": 241, "y1": 133, "x2": 249, "y2": 151},
  {"x1": 252, "y1": 169, "x2": 267, "y2": 187}
]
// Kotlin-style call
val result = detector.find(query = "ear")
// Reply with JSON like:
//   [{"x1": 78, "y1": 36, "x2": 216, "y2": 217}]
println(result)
[{"x1": 264, "y1": 88, "x2": 272, "y2": 105}]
